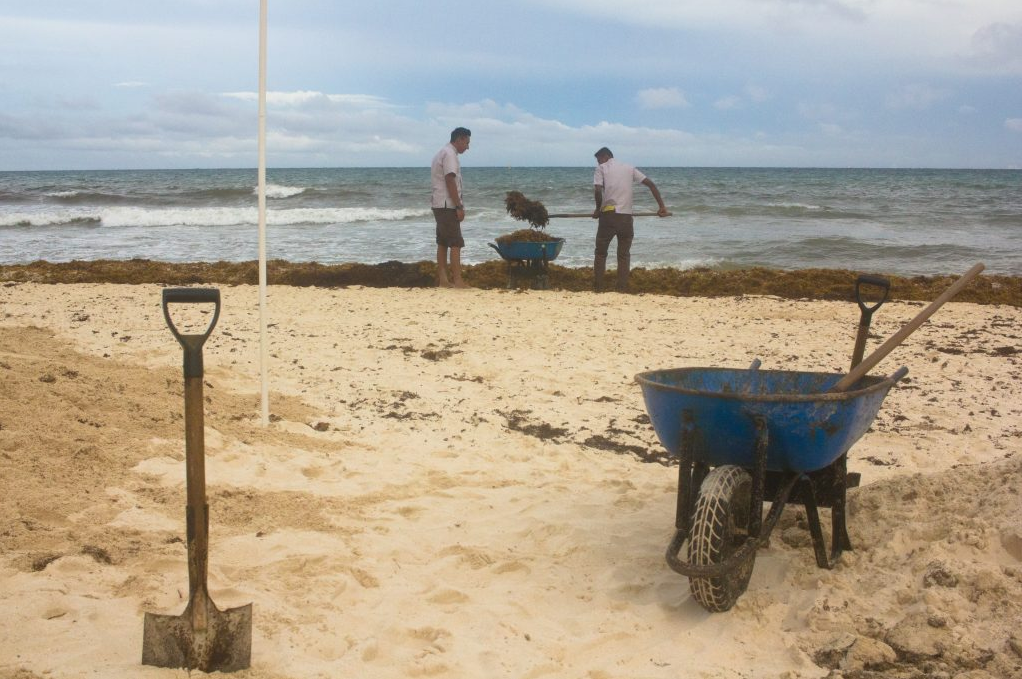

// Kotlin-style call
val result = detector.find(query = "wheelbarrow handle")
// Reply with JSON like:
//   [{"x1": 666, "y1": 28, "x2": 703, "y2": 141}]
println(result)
[
  {"x1": 888, "y1": 366, "x2": 909, "y2": 383},
  {"x1": 162, "y1": 288, "x2": 221, "y2": 379}
]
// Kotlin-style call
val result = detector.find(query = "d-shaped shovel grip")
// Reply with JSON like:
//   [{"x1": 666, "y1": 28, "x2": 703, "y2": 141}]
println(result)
[
  {"x1": 855, "y1": 274, "x2": 890, "y2": 316},
  {"x1": 850, "y1": 274, "x2": 890, "y2": 369},
  {"x1": 162, "y1": 288, "x2": 221, "y2": 379}
]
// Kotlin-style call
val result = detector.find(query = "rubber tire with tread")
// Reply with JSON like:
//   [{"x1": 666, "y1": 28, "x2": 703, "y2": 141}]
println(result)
[{"x1": 687, "y1": 464, "x2": 755, "y2": 612}]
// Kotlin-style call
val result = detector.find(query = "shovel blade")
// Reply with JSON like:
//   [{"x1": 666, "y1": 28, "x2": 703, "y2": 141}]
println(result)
[{"x1": 142, "y1": 598, "x2": 252, "y2": 672}]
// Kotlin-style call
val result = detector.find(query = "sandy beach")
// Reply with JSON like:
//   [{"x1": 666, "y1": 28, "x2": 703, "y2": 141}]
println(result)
[{"x1": 1, "y1": 281, "x2": 1020, "y2": 679}]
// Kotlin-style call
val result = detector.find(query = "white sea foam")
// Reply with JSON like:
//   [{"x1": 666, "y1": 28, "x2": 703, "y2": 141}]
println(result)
[
  {"x1": 0, "y1": 209, "x2": 100, "y2": 227},
  {"x1": 766, "y1": 202, "x2": 826, "y2": 211},
  {"x1": 260, "y1": 184, "x2": 306, "y2": 199},
  {"x1": 0, "y1": 206, "x2": 431, "y2": 228}
]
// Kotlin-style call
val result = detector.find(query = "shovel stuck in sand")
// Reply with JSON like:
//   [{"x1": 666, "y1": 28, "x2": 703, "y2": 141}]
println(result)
[{"x1": 142, "y1": 287, "x2": 252, "y2": 672}]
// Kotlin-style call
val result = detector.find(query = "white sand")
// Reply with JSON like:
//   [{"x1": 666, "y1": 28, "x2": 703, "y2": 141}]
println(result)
[{"x1": 1, "y1": 283, "x2": 1020, "y2": 679}]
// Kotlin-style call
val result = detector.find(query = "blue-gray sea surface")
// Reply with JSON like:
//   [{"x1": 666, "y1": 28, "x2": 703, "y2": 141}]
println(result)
[{"x1": 1, "y1": 167, "x2": 1019, "y2": 276}]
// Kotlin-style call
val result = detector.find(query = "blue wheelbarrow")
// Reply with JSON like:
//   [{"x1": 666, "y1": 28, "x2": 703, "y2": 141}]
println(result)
[
  {"x1": 635, "y1": 264, "x2": 984, "y2": 611},
  {"x1": 487, "y1": 238, "x2": 565, "y2": 290},
  {"x1": 635, "y1": 274, "x2": 909, "y2": 612},
  {"x1": 636, "y1": 362, "x2": 906, "y2": 611}
]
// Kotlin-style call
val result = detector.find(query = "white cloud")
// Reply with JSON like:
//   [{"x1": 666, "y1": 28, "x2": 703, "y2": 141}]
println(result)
[
  {"x1": 798, "y1": 101, "x2": 842, "y2": 121},
  {"x1": 965, "y1": 22, "x2": 1022, "y2": 73},
  {"x1": 1006, "y1": 118, "x2": 1022, "y2": 132},
  {"x1": 531, "y1": 0, "x2": 1022, "y2": 70},
  {"x1": 531, "y1": 0, "x2": 870, "y2": 29},
  {"x1": 114, "y1": 81, "x2": 148, "y2": 88},
  {"x1": 745, "y1": 85, "x2": 770, "y2": 102},
  {"x1": 714, "y1": 96, "x2": 742, "y2": 110},
  {"x1": 636, "y1": 87, "x2": 691, "y2": 110},
  {"x1": 714, "y1": 87, "x2": 768, "y2": 110},
  {"x1": 886, "y1": 84, "x2": 952, "y2": 110},
  {"x1": 222, "y1": 91, "x2": 394, "y2": 109}
]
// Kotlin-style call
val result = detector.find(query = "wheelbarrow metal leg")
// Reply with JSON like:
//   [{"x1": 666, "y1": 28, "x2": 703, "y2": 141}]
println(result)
[
  {"x1": 748, "y1": 415, "x2": 768, "y2": 538},
  {"x1": 799, "y1": 453, "x2": 855, "y2": 570},
  {"x1": 674, "y1": 409, "x2": 696, "y2": 536},
  {"x1": 830, "y1": 453, "x2": 853, "y2": 557},
  {"x1": 801, "y1": 482, "x2": 832, "y2": 569},
  {"x1": 668, "y1": 409, "x2": 707, "y2": 559}
]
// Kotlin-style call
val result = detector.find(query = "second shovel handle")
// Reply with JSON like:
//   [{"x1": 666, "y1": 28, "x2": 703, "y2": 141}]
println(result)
[
  {"x1": 855, "y1": 275, "x2": 890, "y2": 315},
  {"x1": 851, "y1": 274, "x2": 891, "y2": 369},
  {"x1": 832, "y1": 263, "x2": 984, "y2": 392}
]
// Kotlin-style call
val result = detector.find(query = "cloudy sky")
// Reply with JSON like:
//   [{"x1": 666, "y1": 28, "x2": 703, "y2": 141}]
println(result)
[{"x1": 1, "y1": 0, "x2": 1020, "y2": 170}]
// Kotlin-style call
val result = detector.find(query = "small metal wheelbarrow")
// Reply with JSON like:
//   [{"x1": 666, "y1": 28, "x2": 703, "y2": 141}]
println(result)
[{"x1": 487, "y1": 238, "x2": 565, "y2": 290}]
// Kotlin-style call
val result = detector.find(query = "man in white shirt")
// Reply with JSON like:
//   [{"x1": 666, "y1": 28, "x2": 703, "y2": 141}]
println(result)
[
  {"x1": 592, "y1": 147, "x2": 670, "y2": 292},
  {"x1": 431, "y1": 127, "x2": 472, "y2": 288}
]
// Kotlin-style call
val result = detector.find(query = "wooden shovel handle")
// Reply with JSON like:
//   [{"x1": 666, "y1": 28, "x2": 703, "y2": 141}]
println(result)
[
  {"x1": 830, "y1": 263, "x2": 984, "y2": 392},
  {"x1": 547, "y1": 211, "x2": 666, "y2": 218}
]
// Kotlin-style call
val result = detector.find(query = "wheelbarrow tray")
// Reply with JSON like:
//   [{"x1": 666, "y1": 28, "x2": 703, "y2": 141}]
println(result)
[
  {"x1": 489, "y1": 239, "x2": 564, "y2": 261},
  {"x1": 635, "y1": 367, "x2": 900, "y2": 472}
]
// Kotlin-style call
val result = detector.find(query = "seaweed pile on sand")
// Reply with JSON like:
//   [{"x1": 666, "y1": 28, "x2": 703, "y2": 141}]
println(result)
[
  {"x1": 3, "y1": 260, "x2": 1020, "y2": 306},
  {"x1": 497, "y1": 191, "x2": 560, "y2": 244}
]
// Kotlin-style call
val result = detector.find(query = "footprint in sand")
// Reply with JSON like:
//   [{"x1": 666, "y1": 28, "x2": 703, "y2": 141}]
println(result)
[
  {"x1": 300, "y1": 465, "x2": 324, "y2": 479},
  {"x1": 438, "y1": 544, "x2": 494, "y2": 569},
  {"x1": 492, "y1": 560, "x2": 531, "y2": 576},
  {"x1": 426, "y1": 588, "x2": 469, "y2": 605}
]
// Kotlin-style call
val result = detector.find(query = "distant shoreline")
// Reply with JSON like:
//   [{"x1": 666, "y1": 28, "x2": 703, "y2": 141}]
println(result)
[{"x1": 2, "y1": 259, "x2": 1019, "y2": 306}]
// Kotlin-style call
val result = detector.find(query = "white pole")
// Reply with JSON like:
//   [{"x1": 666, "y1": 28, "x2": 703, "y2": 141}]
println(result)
[{"x1": 257, "y1": 0, "x2": 269, "y2": 426}]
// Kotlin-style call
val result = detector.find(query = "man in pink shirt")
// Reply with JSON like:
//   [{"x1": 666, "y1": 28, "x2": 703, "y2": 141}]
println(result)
[
  {"x1": 431, "y1": 127, "x2": 472, "y2": 288},
  {"x1": 592, "y1": 147, "x2": 670, "y2": 292}
]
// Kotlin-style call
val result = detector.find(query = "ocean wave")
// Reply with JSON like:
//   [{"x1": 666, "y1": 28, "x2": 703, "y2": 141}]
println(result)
[
  {"x1": 44, "y1": 191, "x2": 130, "y2": 205},
  {"x1": 632, "y1": 256, "x2": 726, "y2": 271},
  {"x1": 767, "y1": 201, "x2": 826, "y2": 211},
  {"x1": 0, "y1": 206, "x2": 431, "y2": 228},
  {"x1": 185, "y1": 187, "x2": 254, "y2": 201},
  {"x1": 0, "y1": 191, "x2": 34, "y2": 204},
  {"x1": 692, "y1": 203, "x2": 872, "y2": 220},
  {"x1": 0, "y1": 209, "x2": 103, "y2": 227},
  {"x1": 986, "y1": 213, "x2": 1022, "y2": 226},
  {"x1": 260, "y1": 184, "x2": 307, "y2": 199}
]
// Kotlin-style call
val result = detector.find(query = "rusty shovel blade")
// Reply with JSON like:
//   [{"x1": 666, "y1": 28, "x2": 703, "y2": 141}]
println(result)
[{"x1": 142, "y1": 594, "x2": 252, "y2": 672}]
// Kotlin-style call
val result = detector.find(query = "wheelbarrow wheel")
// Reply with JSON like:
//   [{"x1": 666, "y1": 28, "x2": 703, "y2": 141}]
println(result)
[{"x1": 688, "y1": 465, "x2": 754, "y2": 612}]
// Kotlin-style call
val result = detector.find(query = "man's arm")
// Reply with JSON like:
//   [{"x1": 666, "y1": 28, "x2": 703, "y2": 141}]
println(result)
[
  {"x1": 641, "y1": 178, "x2": 671, "y2": 217},
  {"x1": 445, "y1": 173, "x2": 464, "y2": 221},
  {"x1": 593, "y1": 186, "x2": 603, "y2": 219}
]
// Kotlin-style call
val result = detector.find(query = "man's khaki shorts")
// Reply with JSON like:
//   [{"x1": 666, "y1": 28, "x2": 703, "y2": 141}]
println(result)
[{"x1": 432, "y1": 208, "x2": 465, "y2": 248}]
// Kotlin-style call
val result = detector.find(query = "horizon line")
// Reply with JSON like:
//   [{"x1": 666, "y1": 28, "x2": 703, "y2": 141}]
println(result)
[{"x1": 2, "y1": 165, "x2": 1020, "y2": 173}]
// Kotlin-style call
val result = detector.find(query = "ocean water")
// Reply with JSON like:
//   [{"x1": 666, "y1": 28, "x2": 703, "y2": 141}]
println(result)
[{"x1": 1, "y1": 167, "x2": 1020, "y2": 276}]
